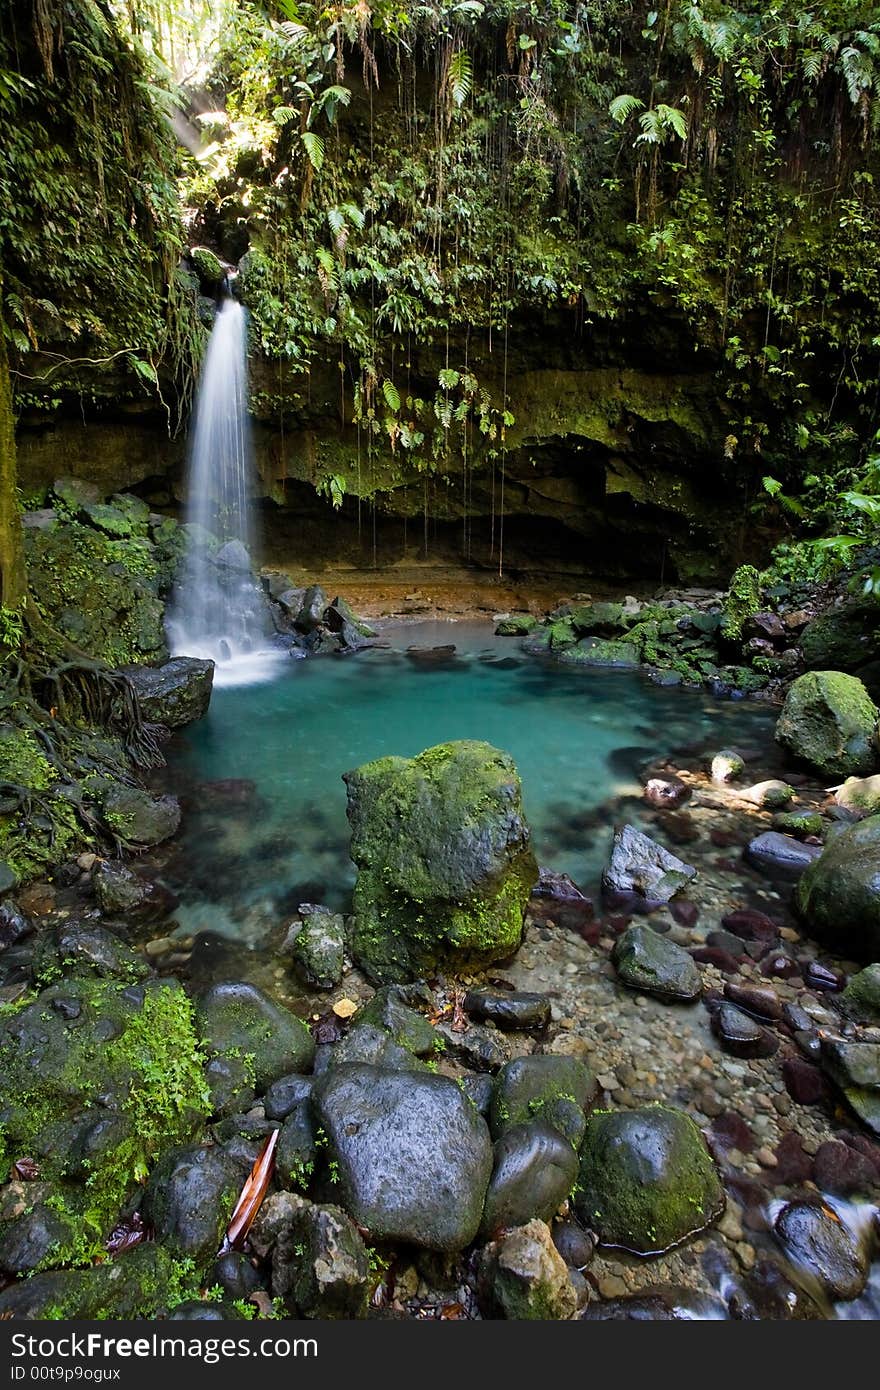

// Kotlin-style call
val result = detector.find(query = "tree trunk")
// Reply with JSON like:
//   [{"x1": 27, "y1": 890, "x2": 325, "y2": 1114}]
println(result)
[{"x1": 0, "y1": 279, "x2": 26, "y2": 612}]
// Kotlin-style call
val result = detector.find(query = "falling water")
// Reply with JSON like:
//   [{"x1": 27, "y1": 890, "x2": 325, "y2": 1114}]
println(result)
[{"x1": 167, "y1": 295, "x2": 280, "y2": 685}]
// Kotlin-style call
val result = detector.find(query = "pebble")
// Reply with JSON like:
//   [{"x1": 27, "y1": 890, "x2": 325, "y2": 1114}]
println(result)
[{"x1": 144, "y1": 937, "x2": 174, "y2": 958}]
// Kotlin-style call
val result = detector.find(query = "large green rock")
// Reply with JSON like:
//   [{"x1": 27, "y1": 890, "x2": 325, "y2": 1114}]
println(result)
[
  {"x1": 794, "y1": 815, "x2": 880, "y2": 962},
  {"x1": 839, "y1": 964, "x2": 880, "y2": 1024},
  {"x1": 345, "y1": 740, "x2": 538, "y2": 983},
  {"x1": 575, "y1": 1105, "x2": 724, "y2": 1254},
  {"x1": 775, "y1": 670, "x2": 878, "y2": 779}
]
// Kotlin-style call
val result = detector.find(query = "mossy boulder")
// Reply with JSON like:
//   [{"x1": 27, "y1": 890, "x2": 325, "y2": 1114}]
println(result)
[
  {"x1": 478, "y1": 1218, "x2": 578, "y2": 1320},
  {"x1": 285, "y1": 905, "x2": 345, "y2": 990},
  {"x1": 800, "y1": 602, "x2": 878, "y2": 673},
  {"x1": 834, "y1": 775, "x2": 880, "y2": 819},
  {"x1": 776, "y1": 671, "x2": 878, "y2": 779},
  {"x1": 575, "y1": 1105, "x2": 724, "y2": 1254},
  {"x1": 794, "y1": 815, "x2": 880, "y2": 962},
  {"x1": 196, "y1": 980, "x2": 315, "y2": 1091},
  {"x1": 496, "y1": 614, "x2": 537, "y2": 636},
  {"x1": 191, "y1": 246, "x2": 225, "y2": 288},
  {"x1": 345, "y1": 740, "x2": 538, "y2": 984},
  {"x1": 558, "y1": 638, "x2": 640, "y2": 668},
  {"x1": 0, "y1": 1245, "x2": 194, "y2": 1319},
  {"x1": 0, "y1": 978, "x2": 210, "y2": 1263}
]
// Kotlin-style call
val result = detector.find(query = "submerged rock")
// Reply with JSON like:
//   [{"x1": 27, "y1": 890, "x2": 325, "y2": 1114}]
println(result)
[
  {"x1": 313, "y1": 1064, "x2": 492, "y2": 1251},
  {"x1": 479, "y1": 1218, "x2": 578, "y2": 1320},
  {"x1": 574, "y1": 1105, "x2": 724, "y2": 1255},
  {"x1": 795, "y1": 814, "x2": 880, "y2": 961},
  {"x1": 612, "y1": 924, "x2": 702, "y2": 1003},
  {"x1": 710, "y1": 1002, "x2": 777, "y2": 1058},
  {"x1": 602, "y1": 824, "x2": 696, "y2": 905},
  {"x1": 122, "y1": 657, "x2": 214, "y2": 728},
  {"x1": 196, "y1": 981, "x2": 315, "y2": 1090},
  {"x1": 345, "y1": 740, "x2": 537, "y2": 983},
  {"x1": 775, "y1": 670, "x2": 878, "y2": 779}
]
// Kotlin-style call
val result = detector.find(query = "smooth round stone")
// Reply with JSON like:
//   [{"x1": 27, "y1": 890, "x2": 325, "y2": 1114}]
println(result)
[
  {"x1": 723, "y1": 981, "x2": 783, "y2": 1023},
  {"x1": 552, "y1": 1219, "x2": 596, "y2": 1270},
  {"x1": 746, "y1": 832, "x2": 822, "y2": 880},
  {"x1": 463, "y1": 989, "x2": 551, "y2": 1032},
  {"x1": 774, "y1": 1200, "x2": 869, "y2": 1301},
  {"x1": 480, "y1": 1121, "x2": 578, "y2": 1235},
  {"x1": 263, "y1": 1073, "x2": 314, "y2": 1121},
  {"x1": 710, "y1": 1002, "x2": 778, "y2": 1059},
  {"x1": 711, "y1": 750, "x2": 744, "y2": 783},
  {"x1": 643, "y1": 776, "x2": 690, "y2": 809}
]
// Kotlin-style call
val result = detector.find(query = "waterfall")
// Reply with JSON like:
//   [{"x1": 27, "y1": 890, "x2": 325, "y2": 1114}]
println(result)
[{"x1": 167, "y1": 295, "x2": 280, "y2": 686}]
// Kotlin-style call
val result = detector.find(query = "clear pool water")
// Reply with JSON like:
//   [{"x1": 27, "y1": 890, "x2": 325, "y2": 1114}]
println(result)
[{"x1": 163, "y1": 620, "x2": 775, "y2": 943}]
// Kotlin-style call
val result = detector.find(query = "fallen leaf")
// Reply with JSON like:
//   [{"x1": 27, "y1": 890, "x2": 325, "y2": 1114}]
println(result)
[
  {"x1": 13, "y1": 1158, "x2": 40, "y2": 1181},
  {"x1": 248, "y1": 1290, "x2": 275, "y2": 1318},
  {"x1": 106, "y1": 1212, "x2": 151, "y2": 1255},
  {"x1": 332, "y1": 998, "x2": 358, "y2": 1019},
  {"x1": 220, "y1": 1128, "x2": 279, "y2": 1254}
]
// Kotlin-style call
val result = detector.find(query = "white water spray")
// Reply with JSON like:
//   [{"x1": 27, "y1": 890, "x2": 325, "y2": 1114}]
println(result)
[{"x1": 167, "y1": 296, "x2": 281, "y2": 686}]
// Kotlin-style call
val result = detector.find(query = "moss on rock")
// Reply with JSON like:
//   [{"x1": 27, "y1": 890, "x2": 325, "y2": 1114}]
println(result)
[
  {"x1": 575, "y1": 1105, "x2": 724, "y2": 1255},
  {"x1": 776, "y1": 670, "x2": 878, "y2": 779},
  {"x1": 345, "y1": 740, "x2": 537, "y2": 984}
]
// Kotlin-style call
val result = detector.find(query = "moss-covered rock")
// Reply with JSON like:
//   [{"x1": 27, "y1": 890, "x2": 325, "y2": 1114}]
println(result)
[
  {"x1": 795, "y1": 815, "x2": 880, "y2": 962},
  {"x1": 101, "y1": 785, "x2": 181, "y2": 846},
  {"x1": 575, "y1": 1105, "x2": 724, "y2": 1254},
  {"x1": 141, "y1": 1144, "x2": 243, "y2": 1265},
  {"x1": 346, "y1": 740, "x2": 538, "y2": 984},
  {"x1": 800, "y1": 602, "x2": 878, "y2": 673},
  {"x1": 0, "y1": 1245, "x2": 199, "y2": 1319},
  {"x1": 479, "y1": 1218, "x2": 578, "y2": 1320},
  {"x1": 834, "y1": 774, "x2": 880, "y2": 819},
  {"x1": 839, "y1": 965, "x2": 880, "y2": 1024},
  {"x1": 496, "y1": 614, "x2": 537, "y2": 636},
  {"x1": 557, "y1": 638, "x2": 641, "y2": 667},
  {"x1": 0, "y1": 978, "x2": 211, "y2": 1264},
  {"x1": 776, "y1": 671, "x2": 878, "y2": 779},
  {"x1": 122, "y1": 658, "x2": 214, "y2": 728}
]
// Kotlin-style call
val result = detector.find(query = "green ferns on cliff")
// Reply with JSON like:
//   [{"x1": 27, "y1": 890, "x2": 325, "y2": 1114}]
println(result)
[
  {"x1": 0, "y1": 0, "x2": 201, "y2": 421},
  {"x1": 183, "y1": 1, "x2": 880, "y2": 511}
]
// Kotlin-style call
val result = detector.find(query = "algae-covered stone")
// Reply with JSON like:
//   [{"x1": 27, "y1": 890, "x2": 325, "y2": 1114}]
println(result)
[
  {"x1": 0, "y1": 1245, "x2": 188, "y2": 1319},
  {"x1": 794, "y1": 815, "x2": 880, "y2": 962},
  {"x1": 272, "y1": 1202, "x2": 369, "y2": 1318},
  {"x1": 800, "y1": 602, "x2": 877, "y2": 673},
  {"x1": 355, "y1": 985, "x2": 436, "y2": 1055},
  {"x1": 346, "y1": 740, "x2": 537, "y2": 984},
  {"x1": 313, "y1": 1063, "x2": 493, "y2": 1251},
  {"x1": 191, "y1": 246, "x2": 225, "y2": 287},
  {"x1": 558, "y1": 638, "x2": 640, "y2": 667},
  {"x1": 496, "y1": 614, "x2": 537, "y2": 636},
  {"x1": 196, "y1": 981, "x2": 315, "y2": 1090},
  {"x1": 612, "y1": 924, "x2": 702, "y2": 1003},
  {"x1": 772, "y1": 811, "x2": 824, "y2": 838},
  {"x1": 575, "y1": 1105, "x2": 724, "y2": 1254},
  {"x1": 776, "y1": 671, "x2": 878, "y2": 779},
  {"x1": 839, "y1": 965, "x2": 880, "y2": 1024},
  {"x1": 489, "y1": 1054, "x2": 597, "y2": 1141}
]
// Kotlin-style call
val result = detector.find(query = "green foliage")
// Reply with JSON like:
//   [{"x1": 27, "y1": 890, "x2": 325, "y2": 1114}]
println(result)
[{"x1": 723, "y1": 564, "x2": 763, "y2": 637}]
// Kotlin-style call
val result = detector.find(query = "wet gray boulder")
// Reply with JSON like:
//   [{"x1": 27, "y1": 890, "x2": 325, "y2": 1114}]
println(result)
[
  {"x1": 489, "y1": 1055, "x2": 597, "y2": 1142},
  {"x1": 214, "y1": 539, "x2": 251, "y2": 571},
  {"x1": 602, "y1": 825, "x2": 696, "y2": 905},
  {"x1": 35, "y1": 921, "x2": 149, "y2": 982},
  {"x1": 574, "y1": 1105, "x2": 724, "y2": 1254},
  {"x1": 0, "y1": 1203, "x2": 75, "y2": 1275},
  {"x1": 773, "y1": 1200, "x2": 869, "y2": 1301},
  {"x1": 101, "y1": 785, "x2": 181, "y2": 846},
  {"x1": 346, "y1": 740, "x2": 537, "y2": 983},
  {"x1": 746, "y1": 831, "x2": 822, "y2": 880},
  {"x1": 295, "y1": 585, "x2": 327, "y2": 632},
  {"x1": 795, "y1": 814, "x2": 880, "y2": 962},
  {"x1": 276, "y1": 1101, "x2": 316, "y2": 1190},
  {"x1": 327, "y1": 1022, "x2": 428, "y2": 1073},
  {"x1": 481, "y1": 1122, "x2": 578, "y2": 1235},
  {"x1": 141, "y1": 1144, "x2": 244, "y2": 1263},
  {"x1": 776, "y1": 670, "x2": 878, "y2": 779},
  {"x1": 284, "y1": 905, "x2": 345, "y2": 989},
  {"x1": 196, "y1": 981, "x2": 315, "y2": 1091},
  {"x1": 263, "y1": 1073, "x2": 314, "y2": 1121},
  {"x1": 354, "y1": 984, "x2": 436, "y2": 1055},
  {"x1": 0, "y1": 1246, "x2": 181, "y2": 1319},
  {"x1": 612, "y1": 924, "x2": 702, "y2": 1003},
  {"x1": 313, "y1": 1064, "x2": 493, "y2": 1251},
  {"x1": 122, "y1": 657, "x2": 214, "y2": 728},
  {"x1": 92, "y1": 861, "x2": 176, "y2": 921}
]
